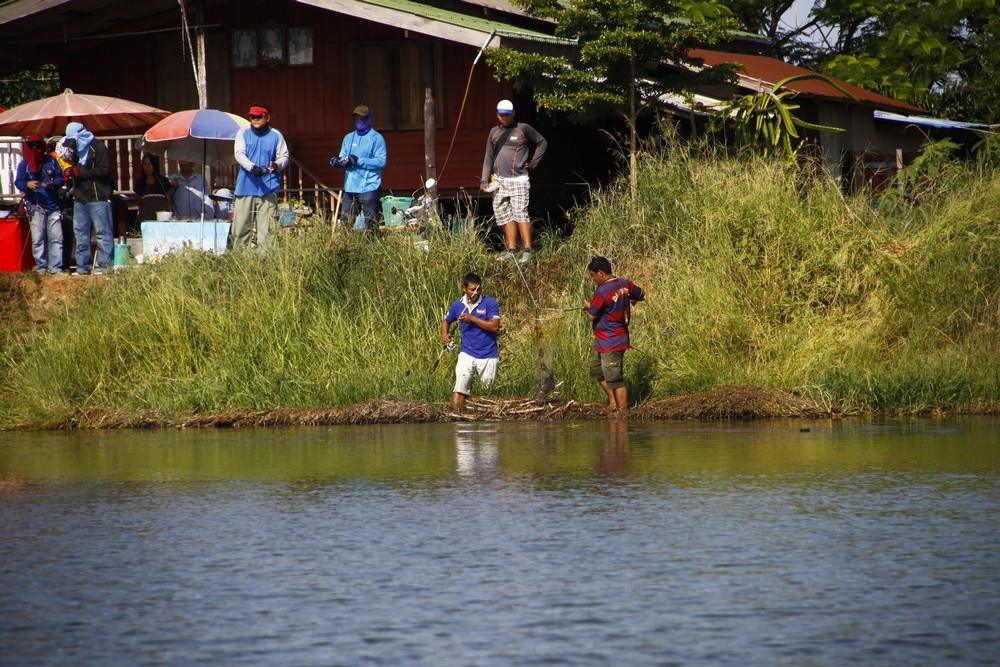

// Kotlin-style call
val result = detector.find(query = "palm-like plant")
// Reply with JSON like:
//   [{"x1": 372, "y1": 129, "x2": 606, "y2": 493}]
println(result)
[{"x1": 718, "y1": 73, "x2": 858, "y2": 159}]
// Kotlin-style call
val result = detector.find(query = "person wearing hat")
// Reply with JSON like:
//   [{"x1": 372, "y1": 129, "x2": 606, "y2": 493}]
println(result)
[
  {"x1": 63, "y1": 121, "x2": 114, "y2": 275},
  {"x1": 480, "y1": 99, "x2": 547, "y2": 265},
  {"x1": 210, "y1": 188, "x2": 235, "y2": 219},
  {"x1": 330, "y1": 104, "x2": 387, "y2": 233},
  {"x1": 233, "y1": 102, "x2": 289, "y2": 249},
  {"x1": 14, "y1": 133, "x2": 65, "y2": 274}
]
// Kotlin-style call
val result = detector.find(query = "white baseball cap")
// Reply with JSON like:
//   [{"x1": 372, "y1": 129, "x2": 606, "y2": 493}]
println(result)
[{"x1": 496, "y1": 99, "x2": 514, "y2": 114}]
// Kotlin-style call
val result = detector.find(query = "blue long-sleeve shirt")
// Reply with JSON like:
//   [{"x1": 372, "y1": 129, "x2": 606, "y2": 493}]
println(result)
[
  {"x1": 338, "y1": 129, "x2": 387, "y2": 194},
  {"x1": 15, "y1": 156, "x2": 63, "y2": 212}
]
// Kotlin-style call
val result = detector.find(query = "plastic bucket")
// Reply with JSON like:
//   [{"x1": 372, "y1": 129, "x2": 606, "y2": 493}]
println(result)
[
  {"x1": 380, "y1": 196, "x2": 413, "y2": 228},
  {"x1": 113, "y1": 242, "x2": 129, "y2": 269}
]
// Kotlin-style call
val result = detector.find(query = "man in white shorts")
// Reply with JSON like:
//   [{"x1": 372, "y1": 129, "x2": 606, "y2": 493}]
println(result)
[
  {"x1": 480, "y1": 99, "x2": 547, "y2": 265},
  {"x1": 441, "y1": 272, "x2": 501, "y2": 411}
]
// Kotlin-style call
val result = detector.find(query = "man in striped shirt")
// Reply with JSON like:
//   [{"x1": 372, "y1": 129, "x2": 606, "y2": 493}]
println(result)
[{"x1": 584, "y1": 256, "x2": 645, "y2": 416}]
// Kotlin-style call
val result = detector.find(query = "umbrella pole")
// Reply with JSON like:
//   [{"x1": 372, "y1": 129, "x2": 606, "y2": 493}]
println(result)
[{"x1": 201, "y1": 139, "x2": 206, "y2": 252}]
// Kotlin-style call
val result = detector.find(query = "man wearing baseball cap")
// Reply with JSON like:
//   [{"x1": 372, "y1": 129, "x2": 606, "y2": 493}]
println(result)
[
  {"x1": 233, "y1": 102, "x2": 289, "y2": 249},
  {"x1": 330, "y1": 104, "x2": 387, "y2": 233},
  {"x1": 481, "y1": 99, "x2": 547, "y2": 264}
]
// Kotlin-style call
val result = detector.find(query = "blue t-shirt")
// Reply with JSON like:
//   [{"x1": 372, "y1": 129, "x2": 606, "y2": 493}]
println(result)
[{"x1": 445, "y1": 295, "x2": 500, "y2": 359}]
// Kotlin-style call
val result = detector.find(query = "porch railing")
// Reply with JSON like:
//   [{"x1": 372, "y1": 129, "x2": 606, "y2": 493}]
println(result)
[{"x1": 1, "y1": 135, "x2": 339, "y2": 217}]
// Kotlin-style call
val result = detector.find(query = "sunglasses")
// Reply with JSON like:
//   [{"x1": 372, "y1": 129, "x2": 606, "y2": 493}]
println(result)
[
  {"x1": 248, "y1": 114, "x2": 265, "y2": 120},
  {"x1": 26, "y1": 142, "x2": 44, "y2": 149}
]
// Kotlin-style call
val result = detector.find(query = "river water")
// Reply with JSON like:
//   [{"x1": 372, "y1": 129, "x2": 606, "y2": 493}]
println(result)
[{"x1": 1, "y1": 418, "x2": 998, "y2": 665}]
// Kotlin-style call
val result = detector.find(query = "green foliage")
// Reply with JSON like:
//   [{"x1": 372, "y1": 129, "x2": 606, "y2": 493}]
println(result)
[
  {"x1": 713, "y1": 73, "x2": 856, "y2": 159},
  {"x1": 486, "y1": 0, "x2": 737, "y2": 121},
  {"x1": 722, "y1": 0, "x2": 1000, "y2": 123},
  {"x1": 0, "y1": 65, "x2": 60, "y2": 110},
  {"x1": 3, "y1": 141, "x2": 1000, "y2": 426}
]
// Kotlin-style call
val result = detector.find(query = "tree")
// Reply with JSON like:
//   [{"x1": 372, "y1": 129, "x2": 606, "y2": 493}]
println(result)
[
  {"x1": 716, "y1": 73, "x2": 855, "y2": 159},
  {"x1": 721, "y1": 0, "x2": 1000, "y2": 124},
  {"x1": 486, "y1": 0, "x2": 737, "y2": 203},
  {"x1": 0, "y1": 65, "x2": 61, "y2": 110}
]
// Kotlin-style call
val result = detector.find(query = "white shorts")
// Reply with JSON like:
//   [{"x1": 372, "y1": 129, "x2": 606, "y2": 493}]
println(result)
[{"x1": 453, "y1": 352, "x2": 499, "y2": 395}]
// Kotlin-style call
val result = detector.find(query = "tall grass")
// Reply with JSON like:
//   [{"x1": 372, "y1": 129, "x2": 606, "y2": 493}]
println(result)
[{"x1": 2, "y1": 139, "x2": 999, "y2": 427}]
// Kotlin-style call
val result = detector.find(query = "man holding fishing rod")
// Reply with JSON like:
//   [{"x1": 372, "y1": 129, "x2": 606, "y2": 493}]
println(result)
[
  {"x1": 441, "y1": 273, "x2": 501, "y2": 412},
  {"x1": 584, "y1": 256, "x2": 644, "y2": 416}
]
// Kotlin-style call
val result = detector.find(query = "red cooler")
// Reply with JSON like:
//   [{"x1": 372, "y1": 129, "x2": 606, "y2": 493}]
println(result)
[{"x1": 0, "y1": 214, "x2": 34, "y2": 272}]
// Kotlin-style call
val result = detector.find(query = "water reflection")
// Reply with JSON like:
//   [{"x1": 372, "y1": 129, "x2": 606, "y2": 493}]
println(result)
[
  {"x1": 597, "y1": 419, "x2": 630, "y2": 476},
  {"x1": 454, "y1": 423, "x2": 500, "y2": 477},
  {"x1": 1, "y1": 419, "x2": 999, "y2": 665}
]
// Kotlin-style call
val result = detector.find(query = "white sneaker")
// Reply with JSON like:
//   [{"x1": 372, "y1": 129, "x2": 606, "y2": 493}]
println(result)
[
  {"x1": 518, "y1": 251, "x2": 533, "y2": 265},
  {"x1": 496, "y1": 250, "x2": 516, "y2": 262}
]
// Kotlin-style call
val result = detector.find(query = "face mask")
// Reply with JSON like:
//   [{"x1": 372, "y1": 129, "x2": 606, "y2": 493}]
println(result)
[{"x1": 354, "y1": 115, "x2": 372, "y2": 135}]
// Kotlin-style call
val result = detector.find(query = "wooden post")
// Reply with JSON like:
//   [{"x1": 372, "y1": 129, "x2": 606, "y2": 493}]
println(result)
[
  {"x1": 195, "y1": 2, "x2": 208, "y2": 109},
  {"x1": 423, "y1": 43, "x2": 437, "y2": 200}
]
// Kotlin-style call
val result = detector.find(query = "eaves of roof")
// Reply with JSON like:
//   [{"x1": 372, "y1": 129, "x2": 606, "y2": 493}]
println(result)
[
  {"x1": 295, "y1": 0, "x2": 575, "y2": 48},
  {"x1": 689, "y1": 48, "x2": 923, "y2": 115}
]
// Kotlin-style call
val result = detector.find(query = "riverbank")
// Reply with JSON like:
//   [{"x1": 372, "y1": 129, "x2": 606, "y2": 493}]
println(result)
[
  {"x1": 47, "y1": 386, "x2": 836, "y2": 429},
  {"x1": 2, "y1": 141, "x2": 999, "y2": 430}
]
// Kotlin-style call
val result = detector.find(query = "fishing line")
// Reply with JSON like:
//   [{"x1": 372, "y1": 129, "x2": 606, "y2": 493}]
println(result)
[{"x1": 438, "y1": 31, "x2": 496, "y2": 183}]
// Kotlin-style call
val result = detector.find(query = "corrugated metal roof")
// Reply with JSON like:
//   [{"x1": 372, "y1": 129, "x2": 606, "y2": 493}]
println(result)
[
  {"x1": 295, "y1": 0, "x2": 574, "y2": 47},
  {"x1": 874, "y1": 110, "x2": 997, "y2": 131},
  {"x1": 689, "y1": 48, "x2": 922, "y2": 114}
]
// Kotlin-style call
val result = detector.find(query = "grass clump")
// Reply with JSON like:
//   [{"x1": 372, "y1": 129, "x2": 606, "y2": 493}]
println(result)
[{"x1": 2, "y1": 138, "x2": 1000, "y2": 427}]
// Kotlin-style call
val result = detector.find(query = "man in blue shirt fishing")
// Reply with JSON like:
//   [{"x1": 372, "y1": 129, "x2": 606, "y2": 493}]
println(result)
[
  {"x1": 331, "y1": 105, "x2": 387, "y2": 233},
  {"x1": 441, "y1": 272, "x2": 501, "y2": 412}
]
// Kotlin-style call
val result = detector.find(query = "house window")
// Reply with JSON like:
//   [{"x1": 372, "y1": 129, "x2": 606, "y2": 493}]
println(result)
[
  {"x1": 351, "y1": 42, "x2": 443, "y2": 130},
  {"x1": 260, "y1": 26, "x2": 284, "y2": 66},
  {"x1": 289, "y1": 28, "x2": 314, "y2": 65},
  {"x1": 232, "y1": 30, "x2": 257, "y2": 68},
  {"x1": 232, "y1": 27, "x2": 313, "y2": 68}
]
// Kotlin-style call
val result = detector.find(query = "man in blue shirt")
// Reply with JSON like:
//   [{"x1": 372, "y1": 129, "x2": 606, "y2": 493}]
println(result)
[
  {"x1": 441, "y1": 272, "x2": 501, "y2": 412},
  {"x1": 14, "y1": 133, "x2": 64, "y2": 274},
  {"x1": 331, "y1": 105, "x2": 387, "y2": 233},
  {"x1": 233, "y1": 103, "x2": 289, "y2": 249}
]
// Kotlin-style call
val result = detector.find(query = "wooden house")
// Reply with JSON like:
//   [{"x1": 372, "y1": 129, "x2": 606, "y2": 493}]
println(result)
[{"x1": 0, "y1": 0, "x2": 590, "y2": 214}]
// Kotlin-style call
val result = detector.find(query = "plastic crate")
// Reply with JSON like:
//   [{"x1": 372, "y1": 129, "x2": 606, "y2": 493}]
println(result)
[{"x1": 380, "y1": 196, "x2": 413, "y2": 228}]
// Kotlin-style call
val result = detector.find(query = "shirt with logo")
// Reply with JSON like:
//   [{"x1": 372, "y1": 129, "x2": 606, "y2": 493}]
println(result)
[
  {"x1": 480, "y1": 122, "x2": 548, "y2": 188},
  {"x1": 587, "y1": 277, "x2": 644, "y2": 353},
  {"x1": 445, "y1": 294, "x2": 500, "y2": 359}
]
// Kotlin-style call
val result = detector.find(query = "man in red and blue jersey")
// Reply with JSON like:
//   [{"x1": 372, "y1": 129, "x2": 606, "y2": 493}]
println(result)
[
  {"x1": 584, "y1": 256, "x2": 644, "y2": 416},
  {"x1": 442, "y1": 272, "x2": 501, "y2": 412}
]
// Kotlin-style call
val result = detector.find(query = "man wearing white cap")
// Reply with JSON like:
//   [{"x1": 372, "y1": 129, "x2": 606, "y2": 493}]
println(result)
[{"x1": 481, "y1": 99, "x2": 547, "y2": 265}]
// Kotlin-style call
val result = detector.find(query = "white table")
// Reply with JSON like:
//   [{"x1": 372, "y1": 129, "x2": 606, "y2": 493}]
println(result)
[{"x1": 140, "y1": 220, "x2": 230, "y2": 259}]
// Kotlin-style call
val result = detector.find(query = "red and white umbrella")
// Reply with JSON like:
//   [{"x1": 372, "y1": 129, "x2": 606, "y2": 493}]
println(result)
[
  {"x1": 138, "y1": 109, "x2": 250, "y2": 167},
  {"x1": 0, "y1": 89, "x2": 169, "y2": 136}
]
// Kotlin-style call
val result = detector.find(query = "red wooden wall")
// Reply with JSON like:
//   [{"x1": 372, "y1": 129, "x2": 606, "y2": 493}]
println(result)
[{"x1": 64, "y1": 0, "x2": 516, "y2": 193}]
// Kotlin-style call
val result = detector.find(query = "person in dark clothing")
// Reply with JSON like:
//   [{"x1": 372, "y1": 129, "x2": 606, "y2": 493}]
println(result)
[
  {"x1": 133, "y1": 153, "x2": 171, "y2": 197},
  {"x1": 63, "y1": 121, "x2": 114, "y2": 275}
]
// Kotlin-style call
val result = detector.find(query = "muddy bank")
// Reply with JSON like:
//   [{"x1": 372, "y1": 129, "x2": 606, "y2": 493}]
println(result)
[{"x1": 48, "y1": 386, "x2": 839, "y2": 430}]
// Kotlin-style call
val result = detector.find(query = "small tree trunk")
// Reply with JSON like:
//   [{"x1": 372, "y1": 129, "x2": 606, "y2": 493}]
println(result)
[{"x1": 629, "y1": 56, "x2": 638, "y2": 215}]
